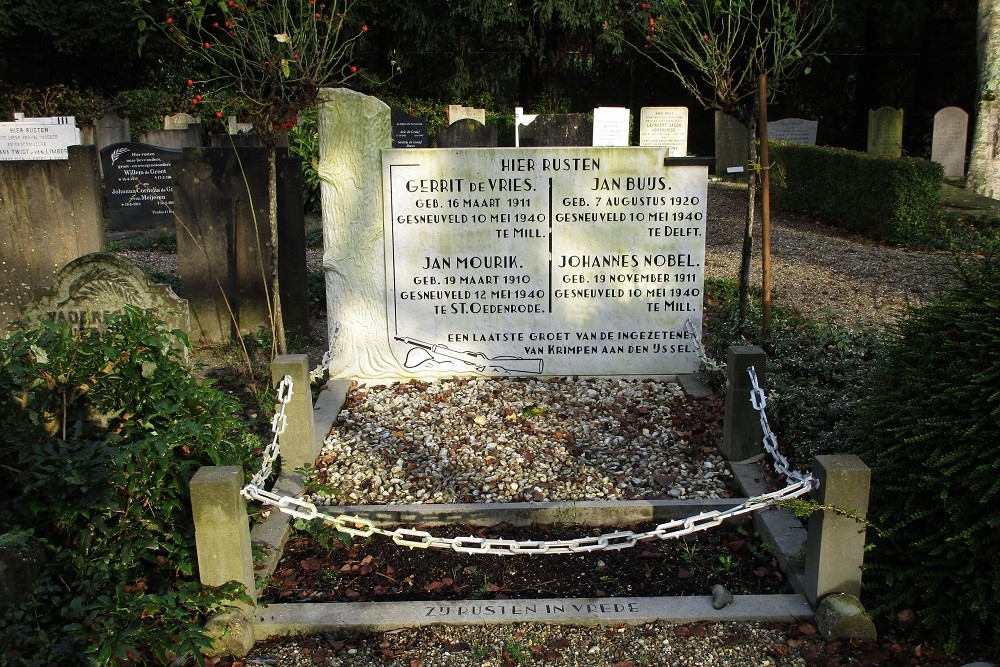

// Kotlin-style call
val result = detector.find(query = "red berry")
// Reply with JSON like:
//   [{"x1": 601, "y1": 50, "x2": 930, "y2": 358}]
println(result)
[
  {"x1": 166, "y1": 16, "x2": 173, "y2": 24},
  {"x1": 204, "y1": 41, "x2": 211, "y2": 48},
  {"x1": 227, "y1": 0, "x2": 234, "y2": 6},
  {"x1": 293, "y1": 53, "x2": 299, "y2": 59},
  {"x1": 186, "y1": 79, "x2": 194, "y2": 86},
  {"x1": 192, "y1": 98, "x2": 200, "y2": 105},
  {"x1": 349, "y1": 65, "x2": 357, "y2": 74},
  {"x1": 648, "y1": 17, "x2": 655, "y2": 26},
  {"x1": 213, "y1": 21, "x2": 219, "y2": 28},
  {"x1": 315, "y1": 12, "x2": 322, "y2": 18},
  {"x1": 361, "y1": 24, "x2": 368, "y2": 32},
  {"x1": 215, "y1": 111, "x2": 224, "y2": 119},
  {"x1": 641, "y1": 2, "x2": 648, "y2": 8}
]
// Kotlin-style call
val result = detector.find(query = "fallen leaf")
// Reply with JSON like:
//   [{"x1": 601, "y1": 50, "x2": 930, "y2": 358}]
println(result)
[{"x1": 798, "y1": 622, "x2": 818, "y2": 636}]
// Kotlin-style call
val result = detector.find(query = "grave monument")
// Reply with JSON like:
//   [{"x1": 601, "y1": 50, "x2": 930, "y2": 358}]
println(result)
[
  {"x1": 867, "y1": 107, "x2": 903, "y2": 158},
  {"x1": 931, "y1": 106, "x2": 968, "y2": 179}
]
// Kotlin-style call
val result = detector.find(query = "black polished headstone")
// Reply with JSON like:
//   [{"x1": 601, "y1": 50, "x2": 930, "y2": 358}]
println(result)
[
  {"x1": 391, "y1": 109, "x2": 429, "y2": 148},
  {"x1": 519, "y1": 114, "x2": 592, "y2": 147},
  {"x1": 434, "y1": 119, "x2": 497, "y2": 148},
  {"x1": 100, "y1": 142, "x2": 181, "y2": 230}
]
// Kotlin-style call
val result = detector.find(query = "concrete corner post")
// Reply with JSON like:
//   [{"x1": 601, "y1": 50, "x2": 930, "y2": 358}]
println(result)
[
  {"x1": 804, "y1": 454, "x2": 871, "y2": 608},
  {"x1": 270, "y1": 354, "x2": 318, "y2": 473},
  {"x1": 189, "y1": 466, "x2": 256, "y2": 604},
  {"x1": 722, "y1": 345, "x2": 766, "y2": 461}
]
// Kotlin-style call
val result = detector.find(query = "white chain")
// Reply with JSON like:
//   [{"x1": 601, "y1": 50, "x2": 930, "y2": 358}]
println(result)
[
  {"x1": 684, "y1": 318, "x2": 726, "y2": 372},
  {"x1": 241, "y1": 368, "x2": 816, "y2": 555},
  {"x1": 748, "y1": 366, "x2": 814, "y2": 487}
]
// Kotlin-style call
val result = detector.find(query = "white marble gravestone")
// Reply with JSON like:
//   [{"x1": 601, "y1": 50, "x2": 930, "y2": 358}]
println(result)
[
  {"x1": 592, "y1": 107, "x2": 631, "y2": 147},
  {"x1": 448, "y1": 105, "x2": 487, "y2": 125},
  {"x1": 639, "y1": 107, "x2": 688, "y2": 156},
  {"x1": 318, "y1": 89, "x2": 707, "y2": 381},
  {"x1": 931, "y1": 106, "x2": 968, "y2": 179},
  {"x1": 0, "y1": 115, "x2": 80, "y2": 161},
  {"x1": 767, "y1": 118, "x2": 818, "y2": 145}
]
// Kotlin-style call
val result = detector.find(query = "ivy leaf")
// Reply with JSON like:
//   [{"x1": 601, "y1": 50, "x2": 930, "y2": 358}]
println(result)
[
  {"x1": 30, "y1": 344, "x2": 48, "y2": 364},
  {"x1": 281, "y1": 59, "x2": 290, "y2": 78}
]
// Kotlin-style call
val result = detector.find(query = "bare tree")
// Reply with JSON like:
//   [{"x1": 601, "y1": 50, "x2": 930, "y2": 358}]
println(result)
[{"x1": 968, "y1": 0, "x2": 1000, "y2": 198}]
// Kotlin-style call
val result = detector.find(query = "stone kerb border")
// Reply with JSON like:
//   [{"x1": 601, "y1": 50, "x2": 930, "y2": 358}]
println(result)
[{"x1": 189, "y1": 351, "x2": 871, "y2": 656}]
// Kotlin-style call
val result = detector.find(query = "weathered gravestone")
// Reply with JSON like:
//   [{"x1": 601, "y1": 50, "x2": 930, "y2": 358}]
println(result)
[
  {"x1": 592, "y1": 107, "x2": 631, "y2": 146},
  {"x1": 714, "y1": 112, "x2": 749, "y2": 176},
  {"x1": 22, "y1": 253, "x2": 189, "y2": 338},
  {"x1": 639, "y1": 107, "x2": 688, "y2": 155},
  {"x1": 931, "y1": 106, "x2": 968, "y2": 179},
  {"x1": 867, "y1": 107, "x2": 904, "y2": 158},
  {"x1": 228, "y1": 116, "x2": 254, "y2": 135},
  {"x1": 0, "y1": 145, "x2": 104, "y2": 330},
  {"x1": 140, "y1": 124, "x2": 203, "y2": 151},
  {"x1": 447, "y1": 104, "x2": 487, "y2": 125},
  {"x1": 317, "y1": 88, "x2": 708, "y2": 382},
  {"x1": 766, "y1": 118, "x2": 818, "y2": 146},
  {"x1": 164, "y1": 113, "x2": 199, "y2": 130},
  {"x1": 434, "y1": 119, "x2": 498, "y2": 148},
  {"x1": 0, "y1": 115, "x2": 80, "y2": 161},
  {"x1": 101, "y1": 142, "x2": 181, "y2": 230},
  {"x1": 391, "y1": 109, "x2": 429, "y2": 148},
  {"x1": 171, "y1": 147, "x2": 308, "y2": 342},
  {"x1": 517, "y1": 114, "x2": 592, "y2": 147}
]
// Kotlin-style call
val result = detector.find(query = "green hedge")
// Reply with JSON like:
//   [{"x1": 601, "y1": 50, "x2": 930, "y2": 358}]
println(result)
[{"x1": 770, "y1": 142, "x2": 944, "y2": 245}]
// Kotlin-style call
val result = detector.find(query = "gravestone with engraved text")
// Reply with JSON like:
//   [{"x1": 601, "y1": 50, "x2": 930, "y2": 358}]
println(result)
[
  {"x1": 391, "y1": 109, "x2": 429, "y2": 148},
  {"x1": 101, "y1": 142, "x2": 181, "y2": 230},
  {"x1": 640, "y1": 107, "x2": 688, "y2": 156},
  {"x1": 867, "y1": 107, "x2": 903, "y2": 158},
  {"x1": 931, "y1": 106, "x2": 968, "y2": 179},
  {"x1": 767, "y1": 118, "x2": 818, "y2": 146}
]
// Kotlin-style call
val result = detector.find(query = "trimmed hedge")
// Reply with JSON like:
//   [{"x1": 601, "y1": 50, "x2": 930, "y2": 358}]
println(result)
[{"x1": 770, "y1": 142, "x2": 944, "y2": 246}]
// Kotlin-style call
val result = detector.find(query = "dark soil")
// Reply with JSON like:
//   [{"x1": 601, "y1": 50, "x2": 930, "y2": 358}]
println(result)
[{"x1": 262, "y1": 522, "x2": 787, "y2": 604}]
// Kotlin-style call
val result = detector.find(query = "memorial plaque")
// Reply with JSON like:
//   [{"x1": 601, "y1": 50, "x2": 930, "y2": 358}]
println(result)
[
  {"x1": 640, "y1": 107, "x2": 688, "y2": 155},
  {"x1": 0, "y1": 116, "x2": 80, "y2": 161},
  {"x1": 23, "y1": 253, "x2": 189, "y2": 337},
  {"x1": 391, "y1": 109, "x2": 429, "y2": 148},
  {"x1": 931, "y1": 106, "x2": 968, "y2": 179},
  {"x1": 101, "y1": 142, "x2": 181, "y2": 230},
  {"x1": 867, "y1": 107, "x2": 903, "y2": 158},
  {"x1": 381, "y1": 147, "x2": 707, "y2": 378},
  {"x1": 592, "y1": 107, "x2": 631, "y2": 146},
  {"x1": 766, "y1": 118, "x2": 818, "y2": 145}
]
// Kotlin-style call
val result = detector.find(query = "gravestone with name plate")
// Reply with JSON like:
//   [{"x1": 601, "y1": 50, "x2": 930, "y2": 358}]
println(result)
[
  {"x1": 714, "y1": 112, "x2": 749, "y2": 176},
  {"x1": 391, "y1": 109, "x2": 429, "y2": 148},
  {"x1": 0, "y1": 115, "x2": 80, "y2": 161},
  {"x1": 639, "y1": 107, "x2": 688, "y2": 155},
  {"x1": 766, "y1": 118, "x2": 818, "y2": 145},
  {"x1": 592, "y1": 107, "x2": 631, "y2": 146},
  {"x1": 22, "y1": 252, "x2": 189, "y2": 338},
  {"x1": 101, "y1": 142, "x2": 181, "y2": 230},
  {"x1": 931, "y1": 106, "x2": 968, "y2": 179},
  {"x1": 518, "y1": 114, "x2": 592, "y2": 147},
  {"x1": 434, "y1": 119, "x2": 497, "y2": 148},
  {"x1": 867, "y1": 107, "x2": 904, "y2": 158}
]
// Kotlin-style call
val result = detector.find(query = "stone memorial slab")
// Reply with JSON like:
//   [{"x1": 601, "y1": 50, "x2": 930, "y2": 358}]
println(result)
[
  {"x1": 22, "y1": 253, "x2": 189, "y2": 336},
  {"x1": 227, "y1": 116, "x2": 254, "y2": 135},
  {"x1": 377, "y1": 147, "x2": 706, "y2": 380},
  {"x1": 714, "y1": 112, "x2": 749, "y2": 176},
  {"x1": 101, "y1": 142, "x2": 181, "y2": 230},
  {"x1": 640, "y1": 107, "x2": 688, "y2": 155},
  {"x1": 447, "y1": 104, "x2": 486, "y2": 125},
  {"x1": 867, "y1": 107, "x2": 903, "y2": 158},
  {"x1": 0, "y1": 115, "x2": 80, "y2": 161},
  {"x1": 592, "y1": 107, "x2": 631, "y2": 146},
  {"x1": 514, "y1": 107, "x2": 538, "y2": 147},
  {"x1": 164, "y1": 113, "x2": 199, "y2": 130},
  {"x1": 391, "y1": 109, "x2": 429, "y2": 148},
  {"x1": 518, "y1": 114, "x2": 592, "y2": 147},
  {"x1": 434, "y1": 119, "x2": 497, "y2": 148},
  {"x1": 139, "y1": 124, "x2": 203, "y2": 150},
  {"x1": 766, "y1": 118, "x2": 818, "y2": 145},
  {"x1": 931, "y1": 106, "x2": 968, "y2": 179}
]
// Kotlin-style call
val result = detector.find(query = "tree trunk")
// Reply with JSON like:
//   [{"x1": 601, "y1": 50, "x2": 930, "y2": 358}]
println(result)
[
  {"x1": 737, "y1": 106, "x2": 759, "y2": 328},
  {"x1": 968, "y1": 0, "x2": 1000, "y2": 198},
  {"x1": 268, "y1": 149, "x2": 287, "y2": 355}
]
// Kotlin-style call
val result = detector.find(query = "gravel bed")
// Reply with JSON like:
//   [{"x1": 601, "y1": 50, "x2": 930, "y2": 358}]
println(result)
[{"x1": 307, "y1": 377, "x2": 729, "y2": 506}]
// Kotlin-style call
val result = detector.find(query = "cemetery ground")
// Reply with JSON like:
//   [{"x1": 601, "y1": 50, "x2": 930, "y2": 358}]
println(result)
[{"x1": 112, "y1": 181, "x2": 976, "y2": 666}]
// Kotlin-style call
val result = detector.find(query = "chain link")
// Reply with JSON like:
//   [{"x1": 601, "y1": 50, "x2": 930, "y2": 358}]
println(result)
[
  {"x1": 684, "y1": 318, "x2": 726, "y2": 372},
  {"x1": 241, "y1": 365, "x2": 817, "y2": 556}
]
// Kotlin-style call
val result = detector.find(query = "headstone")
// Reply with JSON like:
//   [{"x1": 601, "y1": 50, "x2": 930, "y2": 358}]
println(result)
[
  {"x1": 391, "y1": 109, "x2": 429, "y2": 148},
  {"x1": 139, "y1": 124, "x2": 203, "y2": 151},
  {"x1": 766, "y1": 118, "x2": 818, "y2": 145},
  {"x1": 0, "y1": 115, "x2": 80, "y2": 161},
  {"x1": 100, "y1": 142, "x2": 181, "y2": 230},
  {"x1": 514, "y1": 107, "x2": 538, "y2": 147},
  {"x1": 592, "y1": 107, "x2": 631, "y2": 146},
  {"x1": 164, "y1": 113, "x2": 199, "y2": 130},
  {"x1": 931, "y1": 106, "x2": 968, "y2": 179},
  {"x1": 0, "y1": 145, "x2": 103, "y2": 329},
  {"x1": 227, "y1": 116, "x2": 253, "y2": 135},
  {"x1": 172, "y1": 147, "x2": 308, "y2": 342},
  {"x1": 867, "y1": 107, "x2": 904, "y2": 158},
  {"x1": 518, "y1": 114, "x2": 592, "y2": 147},
  {"x1": 714, "y1": 111, "x2": 749, "y2": 176},
  {"x1": 639, "y1": 107, "x2": 688, "y2": 155},
  {"x1": 319, "y1": 88, "x2": 708, "y2": 381},
  {"x1": 434, "y1": 119, "x2": 497, "y2": 148},
  {"x1": 448, "y1": 104, "x2": 486, "y2": 125},
  {"x1": 22, "y1": 253, "x2": 189, "y2": 337},
  {"x1": 96, "y1": 115, "x2": 131, "y2": 148}
]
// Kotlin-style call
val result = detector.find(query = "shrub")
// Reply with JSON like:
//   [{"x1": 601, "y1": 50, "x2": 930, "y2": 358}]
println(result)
[
  {"x1": 0, "y1": 308, "x2": 255, "y2": 664},
  {"x1": 288, "y1": 105, "x2": 321, "y2": 213},
  {"x1": 770, "y1": 142, "x2": 944, "y2": 246},
  {"x1": 854, "y1": 253, "x2": 1000, "y2": 652}
]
